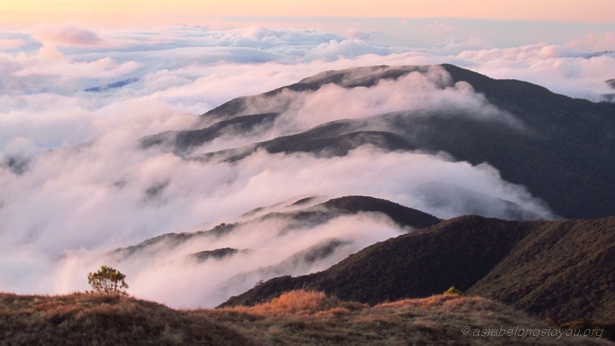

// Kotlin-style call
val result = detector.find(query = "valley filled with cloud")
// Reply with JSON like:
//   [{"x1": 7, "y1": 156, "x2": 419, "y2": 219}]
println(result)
[{"x1": 1, "y1": 19, "x2": 614, "y2": 308}]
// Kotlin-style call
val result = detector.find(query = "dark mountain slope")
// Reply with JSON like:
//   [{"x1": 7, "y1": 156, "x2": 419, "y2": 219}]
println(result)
[
  {"x1": 388, "y1": 113, "x2": 614, "y2": 219},
  {"x1": 201, "y1": 65, "x2": 427, "y2": 121},
  {"x1": 469, "y1": 217, "x2": 615, "y2": 323},
  {"x1": 141, "y1": 112, "x2": 279, "y2": 151},
  {"x1": 220, "y1": 216, "x2": 535, "y2": 306},
  {"x1": 439, "y1": 64, "x2": 615, "y2": 219},
  {"x1": 191, "y1": 248, "x2": 247, "y2": 263},
  {"x1": 109, "y1": 195, "x2": 440, "y2": 261},
  {"x1": 220, "y1": 216, "x2": 615, "y2": 325},
  {"x1": 320, "y1": 195, "x2": 441, "y2": 230},
  {"x1": 200, "y1": 127, "x2": 409, "y2": 162}
]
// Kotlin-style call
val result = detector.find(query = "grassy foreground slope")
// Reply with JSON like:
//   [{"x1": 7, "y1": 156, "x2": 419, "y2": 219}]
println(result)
[
  {"x1": 1, "y1": 290, "x2": 611, "y2": 345},
  {"x1": 0, "y1": 293, "x2": 253, "y2": 346}
]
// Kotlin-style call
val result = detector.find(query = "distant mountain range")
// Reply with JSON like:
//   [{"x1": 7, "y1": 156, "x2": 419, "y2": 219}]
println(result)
[
  {"x1": 144, "y1": 64, "x2": 615, "y2": 219},
  {"x1": 84, "y1": 78, "x2": 139, "y2": 93},
  {"x1": 110, "y1": 195, "x2": 440, "y2": 261}
]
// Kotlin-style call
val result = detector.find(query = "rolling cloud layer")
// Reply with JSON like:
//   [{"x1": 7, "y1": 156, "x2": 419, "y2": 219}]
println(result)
[{"x1": 0, "y1": 21, "x2": 612, "y2": 307}]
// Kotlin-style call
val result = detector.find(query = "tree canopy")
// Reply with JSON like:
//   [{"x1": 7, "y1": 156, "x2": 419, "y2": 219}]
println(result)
[{"x1": 87, "y1": 265, "x2": 129, "y2": 295}]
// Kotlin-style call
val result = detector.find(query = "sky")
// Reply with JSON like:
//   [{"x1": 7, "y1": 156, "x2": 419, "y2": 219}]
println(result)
[
  {"x1": 0, "y1": 1, "x2": 614, "y2": 307},
  {"x1": 1, "y1": 0, "x2": 615, "y2": 26}
]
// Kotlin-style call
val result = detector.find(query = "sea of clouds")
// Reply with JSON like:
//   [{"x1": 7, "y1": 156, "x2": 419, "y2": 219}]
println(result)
[{"x1": 1, "y1": 20, "x2": 613, "y2": 307}]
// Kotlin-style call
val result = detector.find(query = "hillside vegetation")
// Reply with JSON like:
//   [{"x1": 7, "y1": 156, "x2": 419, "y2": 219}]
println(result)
[
  {"x1": 1, "y1": 290, "x2": 611, "y2": 345},
  {"x1": 221, "y1": 216, "x2": 615, "y2": 329},
  {"x1": 0, "y1": 293, "x2": 252, "y2": 345}
]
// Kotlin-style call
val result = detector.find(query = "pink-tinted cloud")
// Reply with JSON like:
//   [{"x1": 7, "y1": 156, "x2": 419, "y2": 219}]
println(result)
[
  {"x1": 567, "y1": 32, "x2": 615, "y2": 51},
  {"x1": 0, "y1": 39, "x2": 26, "y2": 49},
  {"x1": 31, "y1": 23, "x2": 103, "y2": 47}
]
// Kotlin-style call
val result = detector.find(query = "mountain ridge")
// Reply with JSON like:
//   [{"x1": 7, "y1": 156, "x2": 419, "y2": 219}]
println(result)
[
  {"x1": 219, "y1": 215, "x2": 615, "y2": 326},
  {"x1": 109, "y1": 195, "x2": 441, "y2": 261},
  {"x1": 143, "y1": 63, "x2": 615, "y2": 219}
]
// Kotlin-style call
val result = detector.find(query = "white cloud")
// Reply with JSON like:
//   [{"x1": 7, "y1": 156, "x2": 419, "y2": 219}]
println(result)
[
  {"x1": 15, "y1": 56, "x2": 141, "y2": 79},
  {"x1": 567, "y1": 31, "x2": 615, "y2": 51},
  {"x1": 279, "y1": 66, "x2": 520, "y2": 131},
  {"x1": 305, "y1": 39, "x2": 392, "y2": 61},
  {"x1": 457, "y1": 43, "x2": 615, "y2": 100},
  {"x1": 0, "y1": 137, "x2": 553, "y2": 301}
]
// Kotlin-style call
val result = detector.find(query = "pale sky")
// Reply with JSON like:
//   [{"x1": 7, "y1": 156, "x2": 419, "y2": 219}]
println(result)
[{"x1": 1, "y1": 0, "x2": 614, "y2": 27}]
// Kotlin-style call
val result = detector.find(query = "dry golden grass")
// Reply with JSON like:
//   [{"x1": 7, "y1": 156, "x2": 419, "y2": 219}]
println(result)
[
  {"x1": 2, "y1": 290, "x2": 612, "y2": 345},
  {"x1": 204, "y1": 291, "x2": 613, "y2": 345},
  {"x1": 0, "y1": 292, "x2": 253, "y2": 346},
  {"x1": 221, "y1": 290, "x2": 367, "y2": 316}
]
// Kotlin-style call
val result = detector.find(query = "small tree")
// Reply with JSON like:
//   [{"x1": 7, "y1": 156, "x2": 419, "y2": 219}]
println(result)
[
  {"x1": 444, "y1": 286, "x2": 463, "y2": 295},
  {"x1": 87, "y1": 265, "x2": 129, "y2": 295}
]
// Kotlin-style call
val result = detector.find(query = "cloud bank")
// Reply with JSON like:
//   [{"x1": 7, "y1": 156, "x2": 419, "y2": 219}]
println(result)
[{"x1": 0, "y1": 20, "x2": 609, "y2": 307}]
